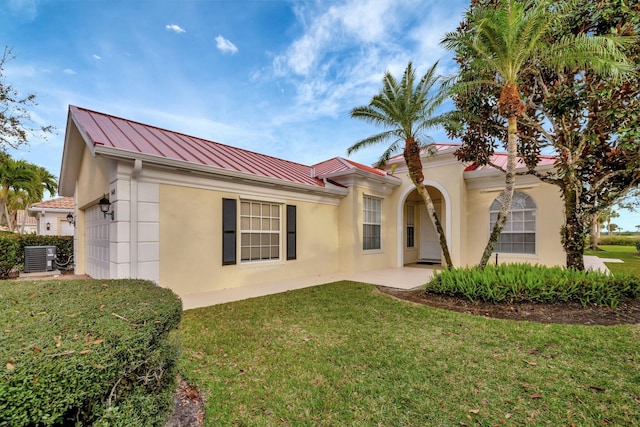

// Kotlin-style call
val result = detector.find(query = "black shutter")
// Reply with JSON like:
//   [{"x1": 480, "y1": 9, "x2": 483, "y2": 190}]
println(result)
[
  {"x1": 222, "y1": 198, "x2": 237, "y2": 265},
  {"x1": 286, "y1": 205, "x2": 297, "y2": 260}
]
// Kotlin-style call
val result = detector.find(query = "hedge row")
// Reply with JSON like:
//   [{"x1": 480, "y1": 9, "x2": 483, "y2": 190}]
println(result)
[
  {"x1": 594, "y1": 235, "x2": 640, "y2": 246},
  {"x1": 0, "y1": 279, "x2": 182, "y2": 426},
  {"x1": 426, "y1": 263, "x2": 640, "y2": 308},
  {"x1": 0, "y1": 234, "x2": 74, "y2": 278}
]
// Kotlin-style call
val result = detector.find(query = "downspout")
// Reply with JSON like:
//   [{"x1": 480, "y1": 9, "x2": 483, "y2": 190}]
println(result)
[{"x1": 130, "y1": 159, "x2": 142, "y2": 277}]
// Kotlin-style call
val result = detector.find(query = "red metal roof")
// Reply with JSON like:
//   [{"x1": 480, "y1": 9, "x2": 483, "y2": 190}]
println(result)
[
  {"x1": 30, "y1": 197, "x2": 75, "y2": 210},
  {"x1": 70, "y1": 106, "x2": 327, "y2": 187},
  {"x1": 464, "y1": 153, "x2": 556, "y2": 172},
  {"x1": 312, "y1": 157, "x2": 388, "y2": 177},
  {"x1": 388, "y1": 143, "x2": 557, "y2": 171}
]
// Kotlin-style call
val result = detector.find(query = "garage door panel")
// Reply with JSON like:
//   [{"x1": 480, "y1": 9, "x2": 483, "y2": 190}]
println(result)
[{"x1": 85, "y1": 205, "x2": 110, "y2": 279}]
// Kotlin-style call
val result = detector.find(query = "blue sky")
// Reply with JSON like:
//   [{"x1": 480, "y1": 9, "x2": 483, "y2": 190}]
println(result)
[{"x1": 2, "y1": 0, "x2": 639, "y2": 231}]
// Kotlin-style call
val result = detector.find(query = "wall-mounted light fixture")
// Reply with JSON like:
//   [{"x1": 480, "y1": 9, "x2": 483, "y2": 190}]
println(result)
[
  {"x1": 99, "y1": 195, "x2": 114, "y2": 220},
  {"x1": 46, "y1": 222, "x2": 51, "y2": 231},
  {"x1": 66, "y1": 212, "x2": 75, "y2": 225}
]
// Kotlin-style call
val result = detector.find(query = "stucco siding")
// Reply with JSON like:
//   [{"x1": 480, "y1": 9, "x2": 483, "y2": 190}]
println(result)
[
  {"x1": 159, "y1": 184, "x2": 341, "y2": 296},
  {"x1": 465, "y1": 180, "x2": 566, "y2": 267}
]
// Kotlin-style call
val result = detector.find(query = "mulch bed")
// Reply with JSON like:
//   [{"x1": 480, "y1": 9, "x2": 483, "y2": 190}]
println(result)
[{"x1": 376, "y1": 286, "x2": 640, "y2": 326}]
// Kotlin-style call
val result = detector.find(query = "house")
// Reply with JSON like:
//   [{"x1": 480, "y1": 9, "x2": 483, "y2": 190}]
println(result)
[
  {"x1": 59, "y1": 105, "x2": 565, "y2": 298},
  {"x1": 27, "y1": 197, "x2": 75, "y2": 236},
  {"x1": 16, "y1": 210, "x2": 37, "y2": 234}
]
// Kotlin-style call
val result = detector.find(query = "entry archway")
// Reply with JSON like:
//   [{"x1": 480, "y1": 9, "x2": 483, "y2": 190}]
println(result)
[{"x1": 396, "y1": 182, "x2": 451, "y2": 268}]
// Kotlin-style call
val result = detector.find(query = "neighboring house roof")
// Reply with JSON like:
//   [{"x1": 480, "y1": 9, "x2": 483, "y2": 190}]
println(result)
[
  {"x1": 16, "y1": 210, "x2": 37, "y2": 226},
  {"x1": 62, "y1": 106, "x2": 397, "y2": 194},
  {"x1": 30, "y1": 197, "x2": 75, "y2": 210}
]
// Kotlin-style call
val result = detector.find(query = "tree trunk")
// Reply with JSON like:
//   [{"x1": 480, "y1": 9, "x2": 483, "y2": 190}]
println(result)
[
  {"x1": 478, "y1": 115, "x2": 518, "y2": 269},
  {"x1": 588, "y1": 212, "x2": 600, "y2": 251},
  {"x1": 404, "y1": 139, "x2": 454, "y2": 268},
  {"x1": 562, "y1": 185, "x2": 586, "y2": 270},
  {"x1": 2, "y1": 202, "x2": 13, "y2": 232}
]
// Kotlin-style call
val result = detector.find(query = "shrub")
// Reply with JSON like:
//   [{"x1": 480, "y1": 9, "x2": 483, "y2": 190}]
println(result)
[
  {"x1": 597, "y1": 235, "x2": 640, "y2": 246},
  {"x1": 0, "y1": 236, "x2": 20, "y2": 278},
  {"x1": 426, "y1": 263, "x2": 640, "y2": 308},
  {"x1": 0, "y1": 279, "x2": 182, "y2": 426},
  {"x1": 636, "y1": 241, "x2": 640, "y2": 254}
]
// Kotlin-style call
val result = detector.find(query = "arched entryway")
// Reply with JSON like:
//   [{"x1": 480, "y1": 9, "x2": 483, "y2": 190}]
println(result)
[{"x1": 396, "y1": 184, "x2": 451, "y2": 267}]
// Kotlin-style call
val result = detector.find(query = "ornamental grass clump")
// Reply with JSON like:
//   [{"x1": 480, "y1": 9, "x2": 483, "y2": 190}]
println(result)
[
  {"x1": 426, "y1": 263, "x2": 640, "y2": 308},
  {"x1": 0, "y1": 279, "x2": 182, "y2": 426}
]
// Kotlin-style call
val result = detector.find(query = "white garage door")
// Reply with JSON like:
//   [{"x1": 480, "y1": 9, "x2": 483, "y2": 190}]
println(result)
[{"x1": 85, "y1": 205, "x2": 110, "y2": 279}]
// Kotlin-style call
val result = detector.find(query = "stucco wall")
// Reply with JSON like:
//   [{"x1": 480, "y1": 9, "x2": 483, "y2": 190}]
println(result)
[
  {"x1": 159, "y1": 184, "x2": 341, "y2": 296},
  {"x1": 464, "y1": 179, "x2": 566, "y2": 267}
]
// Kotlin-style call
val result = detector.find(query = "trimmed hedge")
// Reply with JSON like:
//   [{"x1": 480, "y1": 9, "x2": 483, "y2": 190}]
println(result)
[
  {"x1": 426, "y1": 263, "x2": 640, "y2": 308},
  {"x1": 0, "y1": 234, "x2": 74, "y2": 278},
  {"x1": 0, "y1": 279, "x2": 182, "y2": 426},
  {"x1": 596, "y1": 235, "x2": 640, "y2": 246}
]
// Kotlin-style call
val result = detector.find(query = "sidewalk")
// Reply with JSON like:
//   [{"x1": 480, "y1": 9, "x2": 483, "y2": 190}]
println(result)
[{"x1": 181, "y1": 266, "x2": 435, "y2": 310}]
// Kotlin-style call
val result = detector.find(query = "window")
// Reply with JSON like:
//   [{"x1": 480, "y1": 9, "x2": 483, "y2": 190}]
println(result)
[
  {"x1": 240, "y1": 201, "x2": 280, "y2": 261},
  {"x1": 363, "y1": 196, "x2": 381, "y2": 250},
  {"x1": 489, "y1": 191, "x2": 536, "y2": 254},
  {"x1": 406, "y1": 204, "x2": 415, "y2": 248}
]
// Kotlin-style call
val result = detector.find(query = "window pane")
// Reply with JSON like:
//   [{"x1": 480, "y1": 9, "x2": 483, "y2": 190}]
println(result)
[
  {"x1": 490, "y1": 191, "x2": 536, "y2": 254},
  {"x1": 239, "y1": 201, "x2": 282, "y2": 262},
  {"x1": 241, "y1": 202, "x2": 250, "y2": 215}
]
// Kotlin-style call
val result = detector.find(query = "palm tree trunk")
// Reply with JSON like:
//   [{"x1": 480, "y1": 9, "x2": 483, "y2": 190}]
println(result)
[
  {"x1": 3, "y1": 202, "x2": 13, "y2": 232},
  {"x1": 404, "y1": 139, "x2": 453, "y2": 268},
  {"x1": 478, "y1": 115, "x2": 518, "y2": 269}
]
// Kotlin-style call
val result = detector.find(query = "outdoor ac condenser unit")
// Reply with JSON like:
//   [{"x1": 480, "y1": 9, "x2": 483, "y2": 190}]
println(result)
[{"x1": 24, "y1": 246, "x2": 57, "y2": 273}]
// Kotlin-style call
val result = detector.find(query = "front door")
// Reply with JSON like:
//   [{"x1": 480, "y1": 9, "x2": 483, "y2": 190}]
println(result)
[{"x1": 419, "y1": 203, "x2": 441, "y2": 262}]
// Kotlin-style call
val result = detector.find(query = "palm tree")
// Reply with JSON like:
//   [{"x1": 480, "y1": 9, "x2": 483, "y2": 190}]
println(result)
[
  {"x1": 0, "y1": 154, "x2": 58, "y2": 232},
  {"x1": 441, "y1": 0, "x2": 632, "y2": 268},
  {"x1": 348, "y1": 62, "x2": 454, "y2": 268}
]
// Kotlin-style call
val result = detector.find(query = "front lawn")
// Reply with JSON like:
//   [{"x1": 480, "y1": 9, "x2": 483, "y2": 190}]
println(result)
[
  {"x1": 178, "y1": 281, "x2": 640, "y2": 426},
  {"x1": 585, "y1": 245, "x2": 640, "y2": 276}
]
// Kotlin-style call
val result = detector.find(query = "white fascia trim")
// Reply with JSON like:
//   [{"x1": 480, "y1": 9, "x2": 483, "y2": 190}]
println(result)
[
  {"x1": 95, "y1": 146, "x2": 349, "y2": 198},
  {"x1": 118, "y1": 162, "x2": 345, "y2": 206}
]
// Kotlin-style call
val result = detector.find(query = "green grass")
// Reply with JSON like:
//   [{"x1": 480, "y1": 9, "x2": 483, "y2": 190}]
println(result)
[
  {"x1": 585, "y1": 245, "x2": 640, "y2": 275},
  {"x1": 178, "y1": 282, "x2": 640, "y2": 426}
]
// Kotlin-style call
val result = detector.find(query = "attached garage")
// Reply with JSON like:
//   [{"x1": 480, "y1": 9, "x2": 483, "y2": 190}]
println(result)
[{"x1": 84, "y1": 204, "x2": 110, "y2": 279}]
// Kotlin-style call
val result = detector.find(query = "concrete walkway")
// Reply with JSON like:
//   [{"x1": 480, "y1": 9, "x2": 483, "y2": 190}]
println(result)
[
  {"x1": 182, "y1": 255, "x2": 625, "y2": 310},
  {"x1": 583, "y1": 255, "x2": 624, "y2": 274},
  {"x1": 181, "y1": 266, "x2": 436, "y2": 310}
]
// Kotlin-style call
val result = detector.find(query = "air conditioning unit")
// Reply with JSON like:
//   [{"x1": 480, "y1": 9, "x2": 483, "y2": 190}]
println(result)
[{"x1": 24, "y1": 246, "x2": 57, "y2": 273}]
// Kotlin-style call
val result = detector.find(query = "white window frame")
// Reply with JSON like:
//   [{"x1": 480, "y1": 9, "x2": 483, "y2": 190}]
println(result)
[
  {"x1": 363, "y1": 195, "x2": 382, "y2": 251},
  {"x1": 489, "y1": 191, "x2": 536, "y2": 254},
  {"x1": 240, "y1": 200, "x2": 281, "y2": 262}
]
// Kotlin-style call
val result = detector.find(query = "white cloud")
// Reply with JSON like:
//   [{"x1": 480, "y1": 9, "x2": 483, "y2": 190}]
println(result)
[
  {"x1": 92, "y1": 54, "x2": 102, "y2": 60},
  {"x1": 63, "y1": 69, "x2": 76, "y2": 75},
  {"x1": 215, "y1": 35, "x2": 238, "y2": 54},
  {"x1": 165, "y1": 24, "x2": 186, "y2": 34}
]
